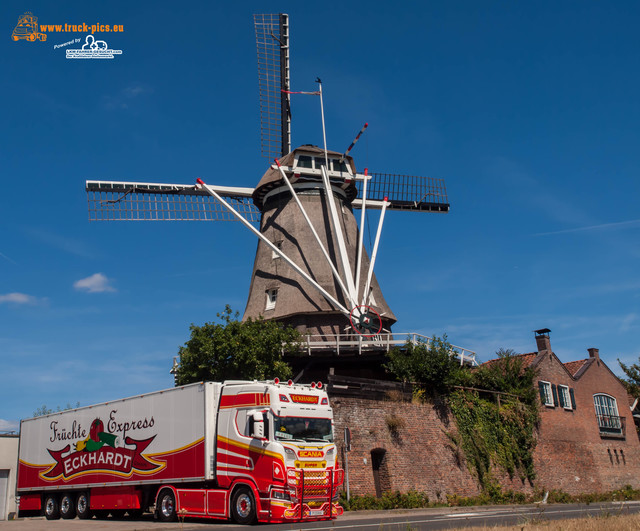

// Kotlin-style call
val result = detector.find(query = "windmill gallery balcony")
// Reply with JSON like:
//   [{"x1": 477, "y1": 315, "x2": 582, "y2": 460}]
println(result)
[{"x1": 293, "y1": 332, "x2": 477, "y2": 366}]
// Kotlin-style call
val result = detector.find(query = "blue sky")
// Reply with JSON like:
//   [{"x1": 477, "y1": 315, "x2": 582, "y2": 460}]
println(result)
[{"x1": 2, "y1": 1, "x2": 639, "y2": 431}]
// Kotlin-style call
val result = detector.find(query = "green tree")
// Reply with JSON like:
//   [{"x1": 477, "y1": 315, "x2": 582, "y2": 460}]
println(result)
[
  {"x1": 33, "y1": 402, "x2": 80, "y2": 417},
  {"x1": 471, "y1": 348, "x2": 538, "y2": 404},
  {"x1": 384, "y1": 335, "x2": 465, "y2": 396},
  {"x1": 618, "y1": 357, "x2": 640, "y2": 399},
  {"x1": 175, "y1": 305, "x2": 301, "y2": 386}
]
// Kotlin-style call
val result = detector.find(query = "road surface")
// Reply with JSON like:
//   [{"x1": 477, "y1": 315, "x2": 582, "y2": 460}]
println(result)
[{"x1": 1, "y1": 501, "x2": 639, "y2": 530}]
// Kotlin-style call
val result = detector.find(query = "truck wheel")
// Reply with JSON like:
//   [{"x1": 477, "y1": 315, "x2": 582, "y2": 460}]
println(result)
[
  {"x1": 231, "y1": 486, "x2": 256, "y2": 525},
  {"x1": 76, "y1": 492, "x2": 91, "y2": 519},
  {"x1": 44, "y1": 495, "x2": 60, "y2": 520},
  {"x1": 157, "y1": 490, "x2": 177, "y2": 522},
  {"x1": 60, "y1": 493, "x2": 77, "y2": 519}
]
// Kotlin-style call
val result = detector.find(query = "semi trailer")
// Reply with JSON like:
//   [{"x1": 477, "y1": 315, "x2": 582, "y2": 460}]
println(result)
[{"x1": 16, "y1": 380, "x2": 344, "y2": 524}]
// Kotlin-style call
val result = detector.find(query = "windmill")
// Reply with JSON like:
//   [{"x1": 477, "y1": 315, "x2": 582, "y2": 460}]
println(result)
[{"x1": 85, "y1": 14, "x2": 464, "y2": 367}]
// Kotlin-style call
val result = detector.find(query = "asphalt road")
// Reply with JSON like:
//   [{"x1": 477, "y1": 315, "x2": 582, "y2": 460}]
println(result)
[{"x1": 1, "y1": 501, "x2": 639, "y2": 530}]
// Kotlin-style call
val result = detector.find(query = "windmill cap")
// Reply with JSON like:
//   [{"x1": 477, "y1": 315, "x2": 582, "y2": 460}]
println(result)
[{"x1": 253, "y1": 145, "x2": 358, "y2": 210}]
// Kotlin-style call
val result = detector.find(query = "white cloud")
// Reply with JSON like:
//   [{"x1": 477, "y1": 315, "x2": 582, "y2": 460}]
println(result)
[
  {"x1": 0, "y1": 252, "x2": 17, "y2": 265},
  {"x1": 621, "y1": 313, "x2": 639, "y2": 333},
  {"x1": 73, "y1": 273, "x2": 116, "y2": 293},
  {"x1": 24, "y1": 227, "x2": 94, "y2": 258},
  {"x1": 535, "y1": 219, "x2": 640, "y2": 237},
  {"x1": 0, "y1": 292, "x2": 39, "y2": 304},
  {"x1": 0, "y1": 418, "x2": 19, "y2": 433}
]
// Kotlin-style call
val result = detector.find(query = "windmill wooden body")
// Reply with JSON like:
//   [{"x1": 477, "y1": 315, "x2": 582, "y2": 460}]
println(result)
[
  {"x1": 85, "y1": 13, "x2": 472, "y2": 367},
  {"x1": 244, "y1": 144, "x2": 397, "y2": 337}
]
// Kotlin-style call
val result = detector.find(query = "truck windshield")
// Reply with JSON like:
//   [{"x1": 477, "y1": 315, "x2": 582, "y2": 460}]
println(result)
[{"x1": 274, "y1": 415, "x2": 333, "y2": 442}]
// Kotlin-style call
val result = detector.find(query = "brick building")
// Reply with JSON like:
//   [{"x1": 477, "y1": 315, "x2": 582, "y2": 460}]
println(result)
[
  {"x1": 527, "y1": 329, "x2": 640, "y2": 494},
  {"x1": 329, "y1": 330, "x2": 640, "y2": 499}
]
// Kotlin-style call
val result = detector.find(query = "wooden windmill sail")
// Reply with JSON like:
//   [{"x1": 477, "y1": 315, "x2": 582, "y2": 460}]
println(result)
[{"x1": 85, "y1": 13, "x2": 450, "y2": 342}]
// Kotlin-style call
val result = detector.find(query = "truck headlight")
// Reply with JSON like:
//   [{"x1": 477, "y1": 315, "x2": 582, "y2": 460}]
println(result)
[{"x1": 272, "y1": 490, "x2": 291, "y2": 501}]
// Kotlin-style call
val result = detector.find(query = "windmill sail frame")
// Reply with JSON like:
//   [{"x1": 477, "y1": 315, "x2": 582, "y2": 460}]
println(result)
[{"x1": 254, "y1": 13, "x2": 291, "y2": 160}]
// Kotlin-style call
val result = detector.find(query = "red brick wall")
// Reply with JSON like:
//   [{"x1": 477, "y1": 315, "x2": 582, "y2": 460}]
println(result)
[
  {"x1": 331, "y1": 352, "x2": 640, "y2": 498},
  {"x1": 533, "y1": 350, "x2": 640, "y2": 494},
  {"x1": 331, "y1": 396, "x2": 481, "y2": 501}
]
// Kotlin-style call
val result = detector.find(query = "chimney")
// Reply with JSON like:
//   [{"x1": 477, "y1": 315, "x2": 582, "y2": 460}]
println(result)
[
  {"x1": 588, "y1": 348, "x2": 600, "y2": 360},
  {"x1": 534, "y1": 328, "x2": 551, "y2": 352}
]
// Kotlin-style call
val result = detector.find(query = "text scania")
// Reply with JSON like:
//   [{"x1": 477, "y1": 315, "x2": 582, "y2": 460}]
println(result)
[
  {"x1": 63, "y1": 448, "x2": 132, "y2": 477},
  {"x1": 40, "y1": 23, "x2": 124, "y2": 33},
  {"x1": 108, "y1": 410, "x2": 154, "y2": 441}
]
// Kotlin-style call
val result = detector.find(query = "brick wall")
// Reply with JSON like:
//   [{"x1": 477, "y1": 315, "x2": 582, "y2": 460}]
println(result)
[
  {"x1": 331, "y1": 348, "x2": 640, "y2": 499},
  {"x1": 331, "y1": 396, "x2": 481, "y2": 501},
  {"x1": 532, "y1": 347, "x2": 640, "y2": 494}
]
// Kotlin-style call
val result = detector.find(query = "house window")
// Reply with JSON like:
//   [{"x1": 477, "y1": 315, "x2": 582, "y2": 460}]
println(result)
[
  {"x1": 265, "y1": 289, "x2": 278, "y2": 311},
  {"x1": 538, "y1": 381, "x2": 554, "y2": 407},
  {"x1": 558, "y1": 385, "x2": 572, "y2": 410},
  {"x1": 593, "y1": 394, "x2": 623, "y2": 437}
]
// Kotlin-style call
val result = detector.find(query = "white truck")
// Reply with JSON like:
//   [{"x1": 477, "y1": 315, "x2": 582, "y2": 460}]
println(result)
[{"x1": 16, "y1": 380, "x2": 344, "y2": 524}]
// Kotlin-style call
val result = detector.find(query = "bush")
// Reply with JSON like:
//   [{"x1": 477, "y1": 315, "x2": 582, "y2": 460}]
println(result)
[
  {"x1": 385, "y1": 336, "x2": 465, "y2": 397},
  {"x1": 340, "y1": 490, "x2": 429, "y2": 511}
]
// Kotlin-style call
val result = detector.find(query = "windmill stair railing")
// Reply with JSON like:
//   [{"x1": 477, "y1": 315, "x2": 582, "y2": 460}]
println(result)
[{"x1": 291, "y1": 332, "x2": 477, "y2": 366}]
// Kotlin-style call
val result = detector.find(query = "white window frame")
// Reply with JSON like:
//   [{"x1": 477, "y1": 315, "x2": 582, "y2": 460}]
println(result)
[
  {"x1": 540, "y1": 381, "x2": 554, "y2": 407},
  {"x1": 558, "y1": 385, "x2": 572, "y2": 410},
  {"x1": 265, "y1": 288, "x2": 278, "y2": 311},
  {"x1": 594, "y1": 393, "x2": 621, "y2": 431}
]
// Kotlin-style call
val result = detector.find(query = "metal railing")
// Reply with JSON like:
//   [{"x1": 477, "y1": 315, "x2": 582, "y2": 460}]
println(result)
[
  {"x1": 596, "y1": 414, "x2": 626, "y2": 438},
  {"x1": 294, "y1": 332, "x2": 477, "y2": 366}
]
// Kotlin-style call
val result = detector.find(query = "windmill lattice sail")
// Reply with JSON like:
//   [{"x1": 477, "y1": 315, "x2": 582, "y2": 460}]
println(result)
[
  {"x1": 254, "y1": 13, "x2": 291, "y2": 161},
  {"x1": 359, "y1": 173, "x2": 449, "y2": 212},
  {"x1": 85, "y1": 181, "x2": 260, "y2": 223}
]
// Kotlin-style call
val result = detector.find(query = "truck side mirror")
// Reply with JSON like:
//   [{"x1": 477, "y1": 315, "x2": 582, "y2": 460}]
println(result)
[{"x1": 251, "y1": 412, "x2": 264, "y2": 439}]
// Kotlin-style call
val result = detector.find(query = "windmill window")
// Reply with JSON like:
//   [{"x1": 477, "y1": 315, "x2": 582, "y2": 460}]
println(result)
[
  {"x1": 272, "y1": 240, "x2": 283, "y2": 259},
  {"x1": 265, "y1": 289, "x2": 278, "y2": 311},
  {"x1": 333, "y1": 159, "x2": 349, "y2": 173},
  {"x1": 296, "y1": 155, "x2": 313, "y2": 169}
]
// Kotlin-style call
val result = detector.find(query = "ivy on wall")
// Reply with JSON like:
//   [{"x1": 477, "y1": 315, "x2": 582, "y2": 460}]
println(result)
[
  {"x1": 448, "y1": 389, "x2": 538, "y2": 488},
  {"x1": 387, "y1": 342, "x2": 540, "y2": 491}
]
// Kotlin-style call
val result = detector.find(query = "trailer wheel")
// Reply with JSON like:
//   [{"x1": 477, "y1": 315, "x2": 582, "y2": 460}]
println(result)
[
  {"x1": 76, "y1": 492, "x2": 91, "y2": 519},
  {"x1": 157, "y1": 490, "x2": 177, "y2": 522},
  {"x1": 44, "y1": 495, "x2": 60, "y2": 520},
  {"x1": 231, "y1": 486, "x2": 256, "y2": 525},
  {"x1": 60, "y1": 493, "x2": 77, "y2": 519}
]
